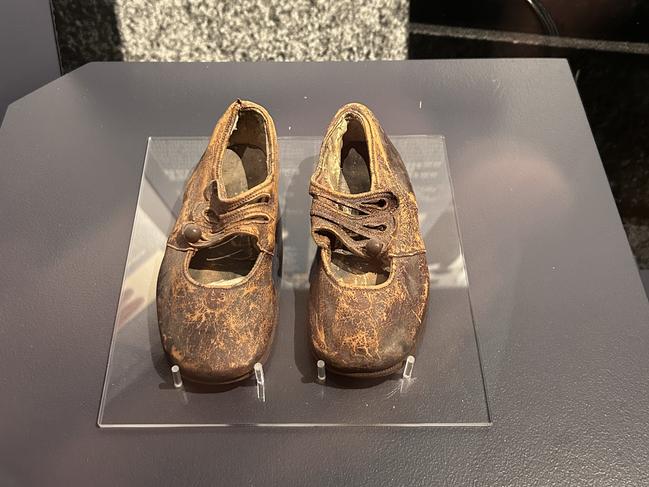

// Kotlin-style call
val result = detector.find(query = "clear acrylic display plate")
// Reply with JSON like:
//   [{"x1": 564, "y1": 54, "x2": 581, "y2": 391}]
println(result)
[{"x1": 98, "y1": 135, "x2": 490, "y2": 427}]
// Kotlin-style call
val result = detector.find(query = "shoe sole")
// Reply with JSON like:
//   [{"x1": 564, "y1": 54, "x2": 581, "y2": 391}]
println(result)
[{"x1": 323, "y1": 359, "x2": 406, "y2": 379}]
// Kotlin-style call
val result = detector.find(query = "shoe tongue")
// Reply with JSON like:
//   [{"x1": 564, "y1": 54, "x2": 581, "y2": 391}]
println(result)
[
  {"x1": 212, "y1": 141, "x2": 269, "y2": 202},
  {"x1": 217, "y1": 148, "x2": 250, "y2": 197},
  {"x1": 337, "y1": 146, "x2": 372, "y2": 194}
]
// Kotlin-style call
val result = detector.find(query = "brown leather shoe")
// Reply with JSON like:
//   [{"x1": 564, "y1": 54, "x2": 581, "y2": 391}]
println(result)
[
  {"x1": 308, "y1": 103, "x2": 429, "y2": 378},
  {"x1": 156, "y1": 99, "x2": 279, "y2": 385}
]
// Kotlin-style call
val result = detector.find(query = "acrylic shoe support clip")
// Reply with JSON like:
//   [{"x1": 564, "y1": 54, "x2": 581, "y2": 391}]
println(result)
[
  {"x1": 169, "y1": 356, "x2": 414, "y2": 398},
  {"x1": 254, "y1": 362, "x2": 266, "y2": 402},
  {"x1": 171, "y1": 365, "x2": 183, "y2": 388}
]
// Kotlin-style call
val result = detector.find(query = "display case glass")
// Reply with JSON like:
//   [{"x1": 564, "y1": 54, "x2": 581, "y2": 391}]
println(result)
[{"x1": 98, "y1": 135, "x2": 490, "y2": 427}]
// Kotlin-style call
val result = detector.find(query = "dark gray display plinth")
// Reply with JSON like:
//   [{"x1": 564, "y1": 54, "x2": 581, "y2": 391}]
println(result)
[{"x1": 1, "y1": 60, "x2": 647, "y2": 485}]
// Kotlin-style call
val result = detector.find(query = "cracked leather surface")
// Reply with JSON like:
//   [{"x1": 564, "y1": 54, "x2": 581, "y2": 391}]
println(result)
[
  {"x1": 156, "y1": 99, "x2": 279, "y2": 384},
  {"x1": 308, "y1": 103, "x2": 430, "y2": 375}
]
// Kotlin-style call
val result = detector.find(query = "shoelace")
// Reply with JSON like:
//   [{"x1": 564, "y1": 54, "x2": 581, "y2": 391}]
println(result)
[
  {"x1": 309, "y1": 180, "x2": 398, "y2": 259},
  {"x1": 181, "y1": 179, "x2": 273, "y2": 254}
]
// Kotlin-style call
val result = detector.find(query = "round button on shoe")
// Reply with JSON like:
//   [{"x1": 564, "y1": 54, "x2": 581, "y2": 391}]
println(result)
[
  {"x1": 183, "y1": 224, "x2": 202, "y2": 243},
  {"x1": 365, "y1": 239, "x2": 383, "y2": 258}
]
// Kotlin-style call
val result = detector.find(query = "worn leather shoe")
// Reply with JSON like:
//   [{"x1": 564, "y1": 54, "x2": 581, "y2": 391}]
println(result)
[
  {"x1": 157, "y1": 99, "x2": 279, "y2": 385},
  {"x1": 308, "y1": 103, "x2": 429, "y2": 377}
]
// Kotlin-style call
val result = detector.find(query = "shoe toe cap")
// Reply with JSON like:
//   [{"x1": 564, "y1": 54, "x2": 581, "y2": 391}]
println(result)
[
  {"x1": 311, "y1": 315, "x2": 417, "y2": 374},
  {"x1": 309, "y1": 255, "x2": 429, "y2": 375},
  {"x1": 161, "y1": 319, "x2": 273, "y2": 384}
]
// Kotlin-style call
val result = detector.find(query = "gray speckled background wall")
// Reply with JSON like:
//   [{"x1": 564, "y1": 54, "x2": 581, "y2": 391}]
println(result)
[{"x1": 52, "y1": 0, "x2": 407, "y2": 72}]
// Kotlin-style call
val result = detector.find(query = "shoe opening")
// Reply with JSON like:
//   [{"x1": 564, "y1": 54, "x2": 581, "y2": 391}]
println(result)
[{"x1": 221, "y1": 109, "x2": 268, "y2": 198}]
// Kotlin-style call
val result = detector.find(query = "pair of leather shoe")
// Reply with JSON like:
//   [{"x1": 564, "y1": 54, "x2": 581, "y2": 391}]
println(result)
[{"x1": 156, "y1": 99, "x2": 429, "y2": 385}]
